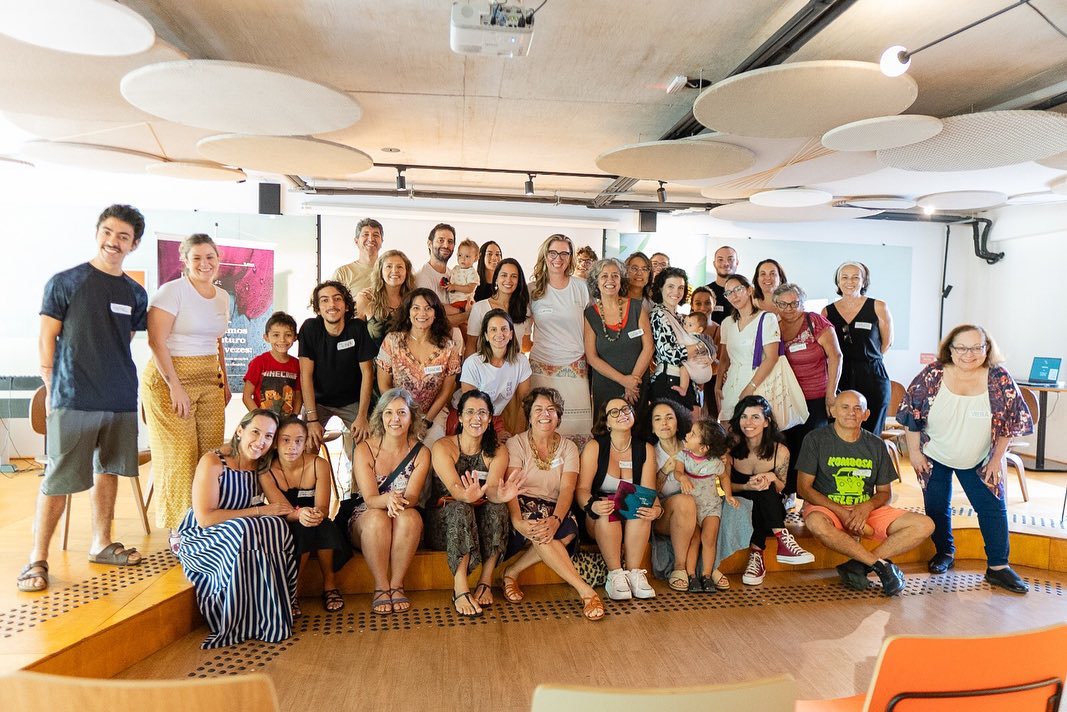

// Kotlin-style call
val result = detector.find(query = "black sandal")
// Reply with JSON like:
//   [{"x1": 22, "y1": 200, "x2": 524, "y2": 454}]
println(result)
[
  {"x1": 473, "y1": 582, "x2": 493, "y2": 607},
  {"x1": 452, "y1": 591, "x2": 482, "y2": 618},
  {"x1": 371, "y1": 589, "x2": 392, "y2": 615},
  {"x1": 322, "y1": 588, "x2": 345, "y2": 612}
]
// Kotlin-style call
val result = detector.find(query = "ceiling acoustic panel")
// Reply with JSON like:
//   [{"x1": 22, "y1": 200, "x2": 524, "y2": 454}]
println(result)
[
  {"x1": 879, "y1": 110, "x2": 1067, "y2": 171},
  {"x1": 595, "y1": 139, "x2": 754, "y2": 180},
  {"x1": 916, "y1": 190, "x2": 1007, "y2": 211},
  {"x1": 767, "y1": 149, "x2": 881, "y2": 188},
  {"x1": 843, "y1": 196, "x2": 916, "y2": 210},
  {"x1": 0, "y1": 0, "x2": 155, "y2": 56},
  {"x1": 1037, "y1": 149, "x2": 1067, "y2": 171},
  {"x1": 197, "y1": 134, "x2": 374, "y2": 179},
  {"x1": 709, "y1": 202, "x2": 881, "y2": 223},
  {"x1": 693, "y1": 61, "x2": 918, "y2": 138},
  {"x1": 146, "y1": 161, "x2": 247, "y2": 182},
  {"x1": 822, "y1": 115, "x2": 943, "y2": 152},
  {"x1": 21, "y1": 141, "x2": 164, "y2": 173},
  {"x1": 121, "y1": 60, "x2": 363, "y2": 135},
  {"x1": 1049, "y1": 176, "x2": 1067, "y2": 196},
  {"x1": 750, "y1": 188, "x2": 832, "y2": 208}
]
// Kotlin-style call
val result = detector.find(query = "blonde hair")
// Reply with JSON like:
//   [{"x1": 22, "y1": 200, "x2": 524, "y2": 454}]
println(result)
[
  {"x1": 367, "y1": 250, "x2": 414, "y2": 321},
  {"x1": 530, "y1": 234, "x2": 575, "y2": 300},
  {"x1": 179, "y1": 234, "x2": 219, "y2": 275},
  {"x1": 458, "y1": 238, "x2": 478, "y2": 254},
  {"x1": 368, "y1": 388, "x2": 428, "y2": 441}
]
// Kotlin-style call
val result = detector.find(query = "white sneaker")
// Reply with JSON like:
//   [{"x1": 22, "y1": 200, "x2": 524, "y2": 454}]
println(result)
[
  {"x1": 625, "y1": 568, "x2": 656, "y2": 599},
  {"x1": 774, "y1": 529, "x2": 815, "y2": 565},
  {"x1": 783, "y1": 493, "x2": 798, "y2": 512},
  {"x1": 742, "y1": 549, "x2": 766, "y2": 586},
  {"x1": 605, "y1": 568, "x2": 632, "y2": 600}
]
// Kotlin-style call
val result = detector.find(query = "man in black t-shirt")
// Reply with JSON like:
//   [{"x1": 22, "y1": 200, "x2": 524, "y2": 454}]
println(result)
[
  {"x1": 798, "y1": 391, "x2": 934, "y2": 596},
  {"x1": 298, "y1": 281, "x2": 376, "y2": 458},
  {"x1": 704, "y1": 245, "x2": 739, "y2": 326}
]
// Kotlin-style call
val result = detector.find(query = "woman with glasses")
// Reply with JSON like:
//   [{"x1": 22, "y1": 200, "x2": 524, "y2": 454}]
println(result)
[
  {"x1": 715, "y1": 274, "x2": 781, "y2": 423},
  {"x1": 454, "y1": 308, "x2": 531, "y2": 438},
  {"x1": 472, "y1": 241, "x2": 503, "y2": 302},
  {"x1": 752, "y1": 258, "x2": 787, "y2": 315},
  {"x1": 576, "y1": 398, "x2": 661, "y2": 601},
  {"x1": 464, "y1": 258, "x2": 532, "y2": 358},
  {"x1": 427, "y1": 390, "x2": 527, "y2": 617},
  {"x1": 773, "y1": 283, "x2": 842, "y2": 506},
  {"x1": 823, "y1": 262, "x2": 894, "y2": 434},
  {"x1": 527, "y1": 234, "x2": 594, "y2": 439},
  {"x1": 583, "y1": 258, "x2": 653, "y2": 417},
  {"x1": 624, "y1": 252, "x2": 654, "y2": 305},
  {"x1": 898, "y1": 325, "x2": 1033, "y2": 593}
]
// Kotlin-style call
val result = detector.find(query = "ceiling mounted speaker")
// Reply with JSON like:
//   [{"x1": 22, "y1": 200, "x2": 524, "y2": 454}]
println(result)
[
  {"x1": 822, "y1": 115, "x2": 943, "y2": 151},
  {"x1": 693, "y1": 60, "x2": 918, "y2": 138},
  {"x1": 0, "y1": 0, "x2": 155, "y2": 56},
  {"x1": 1037, "y1": 149, "x2": 1067, "y2": 171},
  {"x1": 916, "y1": 190, "x2": 1007, "y2": 211},
  {"x1": 21, "y1": 141, "x2": 164, "y2": 173},
  {"x1": 879, "y1": 110, "x2": 1067, "y2": 171},
  {"x1": 709, "y1": 202, "x2": 880, "y2": 223},
  {"x1": 595, "y1": 139, "x2": 754, "y2": 180},
  {"x1": 197, "y1": 134, "x2": 373, "y2": 179},
  {"x1": 843, "y1": 196, "x2": 917, "y2": 210},
  {"x1": 146, "y1": 161, "x2": 247, "y2": 182},
  {"x1": 121, "y1": 60, "x2": 363, "y2": 135},
  {"x1": 750, "y1": 188, "x2": 832, "y2": 208}
]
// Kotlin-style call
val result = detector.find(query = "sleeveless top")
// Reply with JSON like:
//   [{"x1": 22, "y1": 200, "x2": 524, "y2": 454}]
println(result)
[
  {"x1": 269, "y1": 461, "x2": 317, "y2": 509},
  {"x1": 431, "y1": 447, "x2": 491, "y2": 503},
  {"x1": 825, "y1": 298, "x2": 883, "y2": 365},
  {"x1": 590, "y1": 434, "x2": 647, "y2": 495},
  {"x1": 583, "y1": 298, "x2": 645, "y2": 378},
  {"x1": 730, "y1": 443, "x2": 778, "y2": 485}
]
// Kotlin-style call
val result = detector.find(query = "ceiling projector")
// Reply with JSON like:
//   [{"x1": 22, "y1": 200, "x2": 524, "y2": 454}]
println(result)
[{"x1": 450, "y1": 2, "x2": 535, "y2": 57}]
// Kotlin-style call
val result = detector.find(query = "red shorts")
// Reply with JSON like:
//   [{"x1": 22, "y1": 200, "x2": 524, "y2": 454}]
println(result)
[
  {"x1": 802, "y1": 504, "x2": 906, "y2": 541},
  {"x1": 450, "y1": 300, "x2": 469, "y2": 311}
]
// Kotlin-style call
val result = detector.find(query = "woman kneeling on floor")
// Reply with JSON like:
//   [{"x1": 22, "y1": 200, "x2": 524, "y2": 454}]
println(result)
[
  {"x1": 499, "y1": 387, "x2": 605, "y2": 621},
  {"x1": 576, "y1": 397, "x2": 661, "y2": 602},
  {"x1": 428, "y1": 390, "x2": 527, "y2": 617},
  {"x1": 349, "y1": 388, "x2": 431, "y2": 615},
  {"x1": 177, "y1": 409, "x2": 297, "y2": 649},
  {"x1": 262, "y1": 416, "x2": 352, "y2": 615}
]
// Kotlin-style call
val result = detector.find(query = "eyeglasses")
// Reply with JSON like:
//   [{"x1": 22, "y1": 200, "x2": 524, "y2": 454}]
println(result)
[
  {"x1": 950, "y1": 344, "x2": 987, "y2": 355},
  {"x1": 773, "y1": 299, "x2": 801, "y2": 310},
  {"x1": 607, "y1": 405, "x2": 633, "y2": 418},
  {"x1": 462, "y1": 408, "x2": 491, "y2": 419},
  {"x1": 628, "y1": 265, "x2": 650, "y2": 274},
  {"x1": 723, "y1": 285, "x2": 747, "y2": 297},
  {"x1": 546, "y1": 250, "x2": 571, "y2": 260}
]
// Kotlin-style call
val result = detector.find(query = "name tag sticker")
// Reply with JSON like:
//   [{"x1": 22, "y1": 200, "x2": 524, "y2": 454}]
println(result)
[
  {"x1": 619, "y1": 460, "x2": 632, "y2": 469},
  {"x1": 297, "y1": 489, "x2": 316, "y2": 498},
  {"x1": 424, "y1": 364, "x2": 444, "y2": 375},
  {"x1": 713, "y1": 305, "x2": 724, "y2": 312},
  {"x1": 472, "y1": 470, "x2": 489, "y2": 482},
  {"x1": 628, "y1": 328, "x2": 644, "y2": 339},
  {"x1": 110, "y1": 303, "x2": 132, "y2": 315},
  {"x1": 550, "y1": 457, "x2": 563, "y2": 469},
  {"x1": 337, "y1": 339, "x2": 355, "y2": 350},
  {"x1": 250, "y1": 494, "x2": 265, "y2": 506},
  {"x1": 970, "y1": 409, "x2": 991, "y2": 419},
  {"x1": 788, "y1": 342, "x2": 808, "y2": 352},
  {"x1": 854, "y1": 321, "x2": 873, "y2": 330},
  {"x1": 536, "y1": 306, "x2": 554, "y2": 315}
]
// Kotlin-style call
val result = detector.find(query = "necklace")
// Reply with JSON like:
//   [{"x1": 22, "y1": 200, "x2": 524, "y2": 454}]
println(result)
[
  {"x1": 530, "y1": 432, "x2": 561, "y2": 470},
  {"x1": 595, "y1": 297, "x2": 625, "y2": 342},
  {"x1": 610, "y1": 435, "x2": 632, "y2": 453}
]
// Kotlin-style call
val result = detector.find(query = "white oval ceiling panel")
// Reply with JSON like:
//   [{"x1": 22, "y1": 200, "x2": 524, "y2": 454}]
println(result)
[
  {"x1": 693, "y1": 61, "x2": 918, "y2": 138},
  {"x1": 916, "y1": 190, "x2": 1007, "y2": 211},
  {"x1": 5, "y1": 111, "x2": 215, "y2": 160},
  {"x1": 0, "y1": 0, "x2": 155, "y2": 56},
  {"x1": 1037, "y1": 149, "x2": 1067, "y2": 171},
  {"x1": 197, "y1": 134, "x2": 373, "y2": 178},
  {"x1": 146, "y1": 161, "x2": 247, "y2": 182},
  {"x1": 0, "y1": 38, "x2": 185, "y2": 122},
  {"x1": 822, "y1": 115, "x2": 943, "y2": 152},
  {"x1": 709, "y1": 202, "x2": 880, "y2": 223},
  {"x1": 844, "y1": 196, "x2": 917, "y2": 210},
  {"x1": 878, "y1": 110, "x2": 1067, "y2": 171},
  {"x1": 21, "y1": 141, "x2": 165, "y2": 173},
  {"x1": 595, "y1": 139, "x2": 754, "y2": 180},
  {"x1": 768, "y1": 150, "x2": 881, "y2": 187},
  {"x1": 750, "y1": 188, "x2": 832, "y2": 208},
  {"x1": 122, "y1": 60, "x2": 363, "y2": 135}
]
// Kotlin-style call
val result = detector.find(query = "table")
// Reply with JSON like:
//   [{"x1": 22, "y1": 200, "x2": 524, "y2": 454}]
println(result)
[{"x1": 1019, "y1": 385, "x2": 1067, "y2": 473}]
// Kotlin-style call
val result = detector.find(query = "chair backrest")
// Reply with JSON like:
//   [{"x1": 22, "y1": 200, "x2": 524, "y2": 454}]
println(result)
[
  {"x1": 863, "y1": 623, "x2": 1067, "y2": 711},
  {"x1": 0, "y1": 671, "x2": 279, "y2": 711},
  {"x1": 889, "y1": 380, "x2": 906, "y2": 414},
  {"x1": 1020, "y1": 387, "x2": 1040, "y2": 426},
  {"x1": 530, "y1": 674, "x2": 796, "y2": 712},
  {"x1": 30, "y1": 385, "x2": 47, "y2": 436}
]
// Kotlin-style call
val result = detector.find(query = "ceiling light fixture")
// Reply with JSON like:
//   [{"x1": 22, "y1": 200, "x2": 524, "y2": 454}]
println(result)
[
  {"x1": 396, "y1": 168, "x2": 407, "y2": 192},
  {"x1": 657, "y1": 181, "x2": 666, "y2": 203},
  {"x1": 524, "y1": 173, "x2": 535, "y2": 196},
  {"x1": 880, "y1": 0, "x2": 1029, "y2": 76}
]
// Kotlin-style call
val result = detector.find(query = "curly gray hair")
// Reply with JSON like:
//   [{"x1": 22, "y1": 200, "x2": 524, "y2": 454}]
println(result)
[
  {"x1": 586, "y1": 258, "x2": 630, "y2": 301},
  {"x1": 772, "y1": 282, "x2": 807, "y2": 303}
]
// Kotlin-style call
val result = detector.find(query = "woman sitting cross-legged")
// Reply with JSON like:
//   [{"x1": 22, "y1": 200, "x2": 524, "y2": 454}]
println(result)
[
  {"x1": 349, "y1": 388, "x2": 431, "y2": 615},
  {"x1": 261, "y1": 416, "x2": 352, "y2": 615},
  {"x1": 499, "y1": 387, "x2": 605, "y2": 621},
  {"x1": 176, "y1": 408, "x2": 297, "y2": 649},
  {"x1": 428, "y1": 390, "x2": 527, "y2": 618},
  {"x1": 576, "y1": 398, "x2": 661, "y2": 601}
]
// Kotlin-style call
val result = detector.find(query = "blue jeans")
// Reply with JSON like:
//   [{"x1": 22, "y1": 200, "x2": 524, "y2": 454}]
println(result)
[{"x1": 923, "y1": 457, "x2": 1009, "y2": 567}]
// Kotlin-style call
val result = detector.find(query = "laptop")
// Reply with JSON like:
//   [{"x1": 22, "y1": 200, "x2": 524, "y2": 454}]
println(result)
[{"x1": 1019, "y1": 357, "x2": 1062, "y2": 387}]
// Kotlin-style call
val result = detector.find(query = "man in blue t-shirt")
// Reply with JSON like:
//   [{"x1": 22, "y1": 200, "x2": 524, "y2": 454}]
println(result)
[{"x1": 18, "y1": 205, "x2": 150, "y2": 593}]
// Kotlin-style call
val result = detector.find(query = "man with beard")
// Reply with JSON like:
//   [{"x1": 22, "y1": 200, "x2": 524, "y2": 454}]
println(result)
[
  {"x1": 332, "y1": 217, "x2": 384, "y2": 296},
  {"x1": 415, "y1": 222, "x2": 466, "y2": 326},
  {"x1": 705, "y1": 245, "x2": 739, "y2": 326}
]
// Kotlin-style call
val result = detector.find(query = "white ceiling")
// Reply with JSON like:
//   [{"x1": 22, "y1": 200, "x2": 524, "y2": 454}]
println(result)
[{"x1": 3, "y1": 0, "x2": 1067, "y2": 209}]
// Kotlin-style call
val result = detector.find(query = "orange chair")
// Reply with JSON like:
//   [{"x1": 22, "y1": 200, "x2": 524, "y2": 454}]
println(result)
[{"x1": 796, "y1": 623, "x2": 1067, "y2": 711}]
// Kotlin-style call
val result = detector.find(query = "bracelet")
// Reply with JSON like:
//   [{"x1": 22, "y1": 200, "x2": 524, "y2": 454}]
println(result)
[
  {"x1": 748, "y1": 381, "x2": 758, "y2": 390},
  {"x1": 548, "y1": 514, "x2": 561, "y2": 523},
  {"x1": 306, "y1": 418, "x2": 319, "y2": 423},
  {"x1": 39, "y1": 365, "x2": 53, "y2": 370},
  {"x1": 583, "y1": 499, "x2": 600, "y2": 520}
]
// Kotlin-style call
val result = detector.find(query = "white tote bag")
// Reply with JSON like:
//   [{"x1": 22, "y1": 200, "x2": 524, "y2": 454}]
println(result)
[{"x1": 752, "y1": 313, "x2": 809, "y2": 430}]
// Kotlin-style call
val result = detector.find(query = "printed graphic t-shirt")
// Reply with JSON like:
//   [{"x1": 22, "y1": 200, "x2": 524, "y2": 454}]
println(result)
[
  {"x1": 243, "y1": 351, "x2": 301, "y2": 414},
  {"x1": 797, "y1": 425, "x2": 897, "y2": 505}
]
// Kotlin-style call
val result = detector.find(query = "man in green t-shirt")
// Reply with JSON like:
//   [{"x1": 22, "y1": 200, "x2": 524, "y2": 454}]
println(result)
[{"x1": 798, "y1": 391, "x2": 934, "y2": 596}]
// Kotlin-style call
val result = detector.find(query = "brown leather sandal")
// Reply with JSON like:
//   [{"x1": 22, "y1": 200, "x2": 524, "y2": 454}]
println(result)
[
  {"x1": 501, "y1": 573, "x2": 524, "y2": 603},
  {"x1": 581, "y1": 592, "x2": 605, "y2": 621}
]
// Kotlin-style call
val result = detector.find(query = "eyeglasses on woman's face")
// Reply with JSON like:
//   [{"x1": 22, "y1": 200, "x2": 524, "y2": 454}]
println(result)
[
  {"x1": 723, "y1": 285, "x2": 747, "y2": 298},
  {"x1": 606, "y1": 404, "x2": 633, "y2": 419},
  {"x1": 773, "y1": 297, "x2": 801, "y2": 310},
  {"x1": 462, "y1": 407, "x2": 491, "y2": 419},
  {"x1": 546, "y1": 249, "x2": 571, "y2": 261},
  {"x1": 950, "y1": 343, "x2": 987, "y2": 355}
]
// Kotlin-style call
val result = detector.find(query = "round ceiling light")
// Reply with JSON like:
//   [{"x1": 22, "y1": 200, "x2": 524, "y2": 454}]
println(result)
[
  {"x1": 750, "y1": 188, "x2": 833, "y2": 208},
  {"x1": 0, "y1": 0, "x2": 155, "y2": 56},
  {"x1": 843, "y1": 196, "x2": 917, "y2": 210},
  {"x1": 916, "y1": 190, "x2": 1007, "y2": 211}
]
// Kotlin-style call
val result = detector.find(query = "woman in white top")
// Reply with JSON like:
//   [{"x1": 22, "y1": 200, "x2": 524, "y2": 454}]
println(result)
[
  {"x1": 464, "y1": 258, "x2": 532, "y2": 358},
  {"x1": 527, "y1": 234, "x2": 593, "y2": 439},
  {"x1": 715, "y1": 274, "x2": 781, "y2": 423},
  {"x1": 143, "y1": 234, "x2": 231, "y2": 540},
  {"x1": 451, "y1": 308, "x2": 531, "y2": 438}
]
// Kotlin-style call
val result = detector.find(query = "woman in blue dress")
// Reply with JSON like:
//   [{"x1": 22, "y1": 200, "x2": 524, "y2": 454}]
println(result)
[{"x1": 177, "y1": 408, "x2": 297, "y2": 649}]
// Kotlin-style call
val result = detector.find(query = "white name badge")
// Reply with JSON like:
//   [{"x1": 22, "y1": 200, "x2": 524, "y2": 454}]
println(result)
[
  {"x1": 969, "y1": 409, "x2": 991, "y2": 419},
  {"x1": 550, "y1": 457, "x2": 563, "y2": 469},
  {"x1": 472, "y1": 470, "x2": 489, "y2": 482},
  {"x1": 337, "y1": 338, "x2": 355, "y2": 350},
  {"x1": 110, "y1": 302, "x2": 132, "y2": 315},
  {"x1": 297, "y1": 489, "x2": 316, "y2": 498},
  {"x1": 535, "y1": 306, "x2": 554, "y2": 315},
  {"x1": 628, "y1": 328, "x2": 644, "y2": 339},
  {"x1": 619, "y1": 460, "x2": 632, "y2": 469},
  {"x1": 713, "y1": 305, "x2": 724, "y2": 312},
  {"x1": 250, "y1": 494, "x2": 265, "y2": 506},
  {"x1": 788, "y1": 342, "x2": 808, "y2": 353},
  {"x1": 854, "y1": 321, "x2": 873, "y2": 330},
  {"x1": 424, "y1": 364, "x2": 444, "y2": 375}
]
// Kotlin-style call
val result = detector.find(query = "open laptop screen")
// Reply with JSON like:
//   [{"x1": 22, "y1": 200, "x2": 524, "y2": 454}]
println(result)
[{"x1": 1027, "y1": 357, "x2": 1062, "y2": 383}]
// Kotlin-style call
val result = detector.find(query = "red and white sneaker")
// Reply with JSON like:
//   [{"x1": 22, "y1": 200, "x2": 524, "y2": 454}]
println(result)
[
  {"x1": 742, "y1": 549, "x2": 766, "y2": 585},
  {"x1": 774, "y1": 529, "x2": 815, "y2": 565}
]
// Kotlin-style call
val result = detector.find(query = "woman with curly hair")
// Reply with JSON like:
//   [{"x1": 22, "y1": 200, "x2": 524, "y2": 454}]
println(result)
[{"x1": 354, "y1": 249, "x2": 414, "y2": 347}]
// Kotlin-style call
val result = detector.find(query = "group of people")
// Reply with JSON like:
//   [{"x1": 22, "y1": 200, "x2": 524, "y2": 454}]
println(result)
[{"x1": 20, "y1": 204, "x2": 1036, "y2": 651}]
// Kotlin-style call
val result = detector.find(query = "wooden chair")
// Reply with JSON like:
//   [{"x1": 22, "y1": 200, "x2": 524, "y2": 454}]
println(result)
[
  {"x1": 30, "y1": 386, "x2": 152, "y2": 549},
  {"x1": 796, "y1": 622, "x2": 1067, "y2": 711},
  {"x1": 1003, "y1": 387, "x2": 1040, "y2": 503},
  {"x1": 319, "y1": 428, "x2": 345, "y2": 518},
  {"x1": 879, "y1": 380, "x2": 908, "y2": 455},
  {"x1": 530, "y1": 675, "x2": 796, "y2": 711},
  {"x1": 0, "y1": 670, "x2": 279, "y2": 711}
]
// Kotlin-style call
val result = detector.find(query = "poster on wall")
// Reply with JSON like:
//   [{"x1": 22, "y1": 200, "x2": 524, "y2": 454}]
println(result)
[
  {"x1": 156, "y1": 237, "x2": 276, "y2": 392},
  {"x1": 607, "y1": 233, "x2": 710, "y2": 289}
]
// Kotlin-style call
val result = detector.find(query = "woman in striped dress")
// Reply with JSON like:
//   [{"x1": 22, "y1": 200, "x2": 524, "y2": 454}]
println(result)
[{"x1": 177, "y1": 409, "x2": 297, "y2": 649}]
